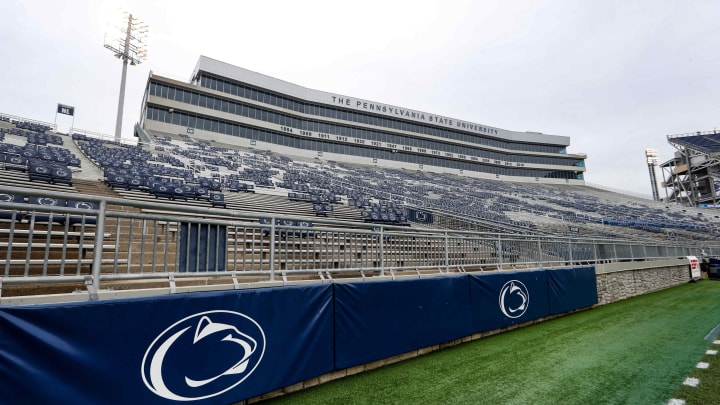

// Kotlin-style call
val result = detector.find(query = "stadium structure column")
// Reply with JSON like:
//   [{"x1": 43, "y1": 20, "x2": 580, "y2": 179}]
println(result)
[
  {"x1": 114, "y1": 28, "x2": 130, "y2": 141},
  {"x1": 104, "y1": 12, "x2": 149, "y2": 141},
  {"x1": 645, "y1": 149, "x2": 660, "y2": 201}
]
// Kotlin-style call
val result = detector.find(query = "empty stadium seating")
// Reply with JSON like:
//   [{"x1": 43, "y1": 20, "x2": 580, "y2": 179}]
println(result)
[
  {"x1": 1, "y1": 113, "x2": 719, "y2": 302},
  {"x1": 63, "y1": 128, "x2": 720, "y2": 242}
]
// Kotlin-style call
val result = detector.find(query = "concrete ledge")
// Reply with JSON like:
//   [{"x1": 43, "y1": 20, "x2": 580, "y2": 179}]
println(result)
[{"x1": 595, "y1": 258, "x2": 688, "y2": 274}]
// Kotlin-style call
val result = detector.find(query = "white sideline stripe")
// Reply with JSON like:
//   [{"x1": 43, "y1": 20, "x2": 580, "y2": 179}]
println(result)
[
  {"x1": 668, "y1": 399, "x2": 686, "y2": 405},
  {"x1": 707, "y1": 350, "x2": 718, "y2": 355},
  {"x1": 714, "y1": 340, "x2": 720, "y2": 345},
  {"x1": 704, "y1": 323, "x2": 720, "y2": 341},
  {"x1": 696, "y1": 362, "x2": 710, "y2": 369},
  {"x1": 683, "y1": 377, "x2": 700, "y2": 387}
]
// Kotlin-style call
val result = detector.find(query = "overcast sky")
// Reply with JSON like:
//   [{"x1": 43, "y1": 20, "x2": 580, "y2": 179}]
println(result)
[{"x1": 1, "y1": 0, "x2": 718, "y2": 196}]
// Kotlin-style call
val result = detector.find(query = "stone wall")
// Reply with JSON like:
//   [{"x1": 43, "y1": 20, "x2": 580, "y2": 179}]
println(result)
[{"x1": 594, "y1": 259, "x2": 691, "y2": 305}]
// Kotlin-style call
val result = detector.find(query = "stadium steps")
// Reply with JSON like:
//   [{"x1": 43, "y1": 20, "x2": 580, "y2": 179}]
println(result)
[
  {"x1": 1, "y1": 235, "x2": 123, "y2": 277},
  {"x1": 108, "y1": 187, "x2": 364, "y2": 223},
  {"x1": 64, "y1": 134, "x2": 111, "y2": 181},
  {"x1": 0, "y1": 120, "x2": 16, "y2": 130}
]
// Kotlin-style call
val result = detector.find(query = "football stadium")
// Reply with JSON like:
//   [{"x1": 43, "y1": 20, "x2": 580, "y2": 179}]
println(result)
[{"x1": 1, "y1": 54, "x2": 720, "y2": 404}]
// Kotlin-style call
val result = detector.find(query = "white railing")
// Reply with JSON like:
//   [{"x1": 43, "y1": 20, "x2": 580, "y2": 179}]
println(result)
[{"x1": 1, "y1": 184, "x2": 715, "y2": 302}]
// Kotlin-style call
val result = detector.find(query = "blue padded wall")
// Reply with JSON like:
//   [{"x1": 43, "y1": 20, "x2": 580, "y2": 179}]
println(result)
[
  {"x1": 334, "y1": 276, "x2": 472, "y2": 369},
  {"x1": 469, "y1": 270, "x2": 550, "y2": 333},
  {"x1": 547, "y1": 266, "x2": 598, "y2": 315},
  {"x1": 0, "y1": 285, "x2": 334, "y2": 405}
]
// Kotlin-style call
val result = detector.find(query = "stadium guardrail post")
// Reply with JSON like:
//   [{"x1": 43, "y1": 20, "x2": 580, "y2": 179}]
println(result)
[
  {"x1": 497, "y1": 235, "x2": 503, "y2": 270},
  {"x1": 91, "y1": 199, "x2": 107, "y2": 291},
  {"x1": 379, "y1": 227, "x2": 385, "y2": 277},
  {"x1": 568, "y1": 238, "x2": 573, "y2": 265},
  {"x1": 593, "y1": 239, "x2": 598, "y2": 264},
  {"x1": 444, "y1": 231, "x2": 450, "y2": 272},
  {"x1": 269, "y1": 217, "x2": 276, "y2": 281},
  {"x1": 612, "y1": 242, "x2": 618, "y2": 262}
]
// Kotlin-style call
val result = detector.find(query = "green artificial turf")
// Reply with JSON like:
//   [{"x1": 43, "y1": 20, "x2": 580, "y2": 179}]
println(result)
[
  {"x1": 672, "y1": 339, "x2": 720, "y2": 405},
  {"x1": 262, "y1": 281, "x2": 720, "y2": 405}
]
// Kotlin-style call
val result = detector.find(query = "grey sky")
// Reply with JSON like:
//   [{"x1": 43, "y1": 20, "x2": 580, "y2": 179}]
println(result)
[{"x1": 1, "y1": 0, "x2": 718, "y2": 196}]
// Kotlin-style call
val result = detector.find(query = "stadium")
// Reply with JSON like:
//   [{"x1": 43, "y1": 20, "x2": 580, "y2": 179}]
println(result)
[{"x1": 1, "y1": 53, "x2": 720, "y2": 404}]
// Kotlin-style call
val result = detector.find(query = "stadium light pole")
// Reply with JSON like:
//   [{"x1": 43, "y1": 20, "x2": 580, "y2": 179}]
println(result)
[
  {"x1": 645, "y1": 149, "x2": 660, "y2": 201},
  {"x1": 104, "y1": 12, "x2": 149, "y2": 141}
]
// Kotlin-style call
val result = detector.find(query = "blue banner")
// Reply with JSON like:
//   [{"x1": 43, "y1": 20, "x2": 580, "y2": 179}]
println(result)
[
  {"x1": 334, "y1": 276, "x2": 471, "y2": 369},
  {"x1": 0, "y1": 285, "x2": 334, "y2": 404},
  {"x1": 547, "y1": 266, "x2": 597, "y2": 314},
  {"x1": 469, "y1": 270, "x2": 549, "y2": 332},
  {"x1": 0, "y1": 268, "x2": 598, "y2": 402},
  {"x1": 407, "y1": 209, "x2": 434, "y2": 223}
]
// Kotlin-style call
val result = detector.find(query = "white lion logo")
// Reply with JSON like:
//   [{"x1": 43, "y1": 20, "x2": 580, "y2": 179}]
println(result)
[
  {"x1": 499, "y1": 280, "x2": 530, "y2": 319},
  {"x1": 142, "y1": 311, "x2": 265, "y2": 401}
]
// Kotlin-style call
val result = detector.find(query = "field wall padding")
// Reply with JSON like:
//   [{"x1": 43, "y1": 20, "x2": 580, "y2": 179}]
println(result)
[{"x1": 0, "y1": 267, "x2": 596, "y2": 404}]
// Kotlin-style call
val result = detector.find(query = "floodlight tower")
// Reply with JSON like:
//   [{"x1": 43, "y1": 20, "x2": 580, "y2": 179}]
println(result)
[
  {"x1": 645, "y1": 149, "x2": 660, "y2": 201},
  {"x1": 104, "y1": 12, "x2": 149, "y2": 141}
]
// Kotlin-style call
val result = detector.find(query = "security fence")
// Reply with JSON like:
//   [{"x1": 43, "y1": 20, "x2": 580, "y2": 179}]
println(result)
[{"x1": 1, "y1": 185, "x2": 717, "y2": 298}]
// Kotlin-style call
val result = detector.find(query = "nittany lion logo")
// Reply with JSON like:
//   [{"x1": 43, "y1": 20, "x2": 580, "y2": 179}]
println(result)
[
  {"x1": 499, "y1": 280, "x2": 529, "y2": 319},
  {"x1": 141, "y1": 311, "x2": 266, "y2": 401}
]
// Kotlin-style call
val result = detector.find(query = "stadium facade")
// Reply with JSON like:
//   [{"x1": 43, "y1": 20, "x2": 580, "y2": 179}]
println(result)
[
  {"x1": 139, "y1": 56, "x2": 587, "y2": 184},
  {"x1": 662, "y1": 129, "x2": 720, "y2": 207}
]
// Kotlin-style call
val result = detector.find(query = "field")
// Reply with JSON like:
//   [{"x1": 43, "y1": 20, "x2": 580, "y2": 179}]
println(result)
[{"x1": 262, "y1": 281, "x2": 720, "y2": 405}]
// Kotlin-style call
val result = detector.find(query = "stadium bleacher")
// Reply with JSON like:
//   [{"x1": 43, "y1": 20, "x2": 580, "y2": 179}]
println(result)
[
  {"x1": 671, "y1": 132, "x2": 720, "y2": 153},
  {"x1": 1, "y1": 119, "x2": 718, "y2": 245},
  {"x1": 0, "y1": 115, "x2": 718, "y2": 296}
]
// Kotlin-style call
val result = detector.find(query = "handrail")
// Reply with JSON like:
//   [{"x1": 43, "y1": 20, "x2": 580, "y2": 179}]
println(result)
[{"x1": 0, "y1": 112, "x2": 57, "y2": 131}]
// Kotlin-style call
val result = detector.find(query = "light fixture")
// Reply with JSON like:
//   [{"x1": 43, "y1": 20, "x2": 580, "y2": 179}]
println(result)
[{"x1": 104, "y1": 12, "x2": 150, "y2": 141}]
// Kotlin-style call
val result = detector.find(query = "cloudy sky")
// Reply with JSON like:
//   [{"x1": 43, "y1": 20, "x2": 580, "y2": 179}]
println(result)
[{"x1": 1, "y1": 0, "x2": 718, "y2": 196}]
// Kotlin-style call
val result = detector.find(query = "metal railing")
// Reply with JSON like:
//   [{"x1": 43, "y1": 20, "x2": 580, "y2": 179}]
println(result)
[
  {"x1": 0, "y1": 112, "x2": 57, "y2": 131},
  {"x1": 1, "y1": 185, "x2": 717, "y2": 297}
]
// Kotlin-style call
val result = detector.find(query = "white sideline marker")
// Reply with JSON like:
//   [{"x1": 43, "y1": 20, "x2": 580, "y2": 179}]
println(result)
[
  {"x1": 668, "y1": 399, "x2": 686, "y2": 405},
  {"x1": 713, "y1": 340, "x2": 720, "y2": 345},
  {"x1": 682, "y1": 377, "x2": 700, "y2": 387},
  {"x1": 696, "y1": 362, "x2": 710, "y2": 369},
  {"x1": 707, "y1": 350, "x2": 718, "y2": 355}
]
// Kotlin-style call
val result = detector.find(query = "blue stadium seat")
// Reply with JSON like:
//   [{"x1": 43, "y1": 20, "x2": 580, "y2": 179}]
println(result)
[
  {"x1": 313, "y1": 203, "x2": 333, "y2": 216},
  {"x1": 0, "y1": 193, "x2": 24, "y2": 221},
  {"x1": 194, "y1": 186, "x2": 210, "y2": 201},
  {"x1": 27, "y1": 196, "x2": 67, "y2": 224},
  {"x1": 28, "y1": 161, "x2": 54, "y2": 183},
  {"x1": 210, "y1": 193, "x2": 226, "y2": 208},
  {"x1": 259, "y1": 217, "x2": 272, "y2": 237},
  {"x1": 106, "y1": 174, "x2": 128, "y2": 189},
  {"x1": 127, "y1": 176, "x2": 144, "y2": 190},
  {"x1": 172, "y1": 186, "x2": 189, "y2": 201},
  {"x1": 51, "y1": 166, "x2": 73, "y2": 186},
  {"x1": 297, "y1": 220, "x2": 315, "y2": 238},
  {"x1": 151, "y1": 183, "x2": 174, "y2": 200},
  {"x1": 67, "y1": 200, "x2": 98, "y2": 225},
  {"x1": 5, "y1": 155, "x2": 28, "y2": 172}
]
